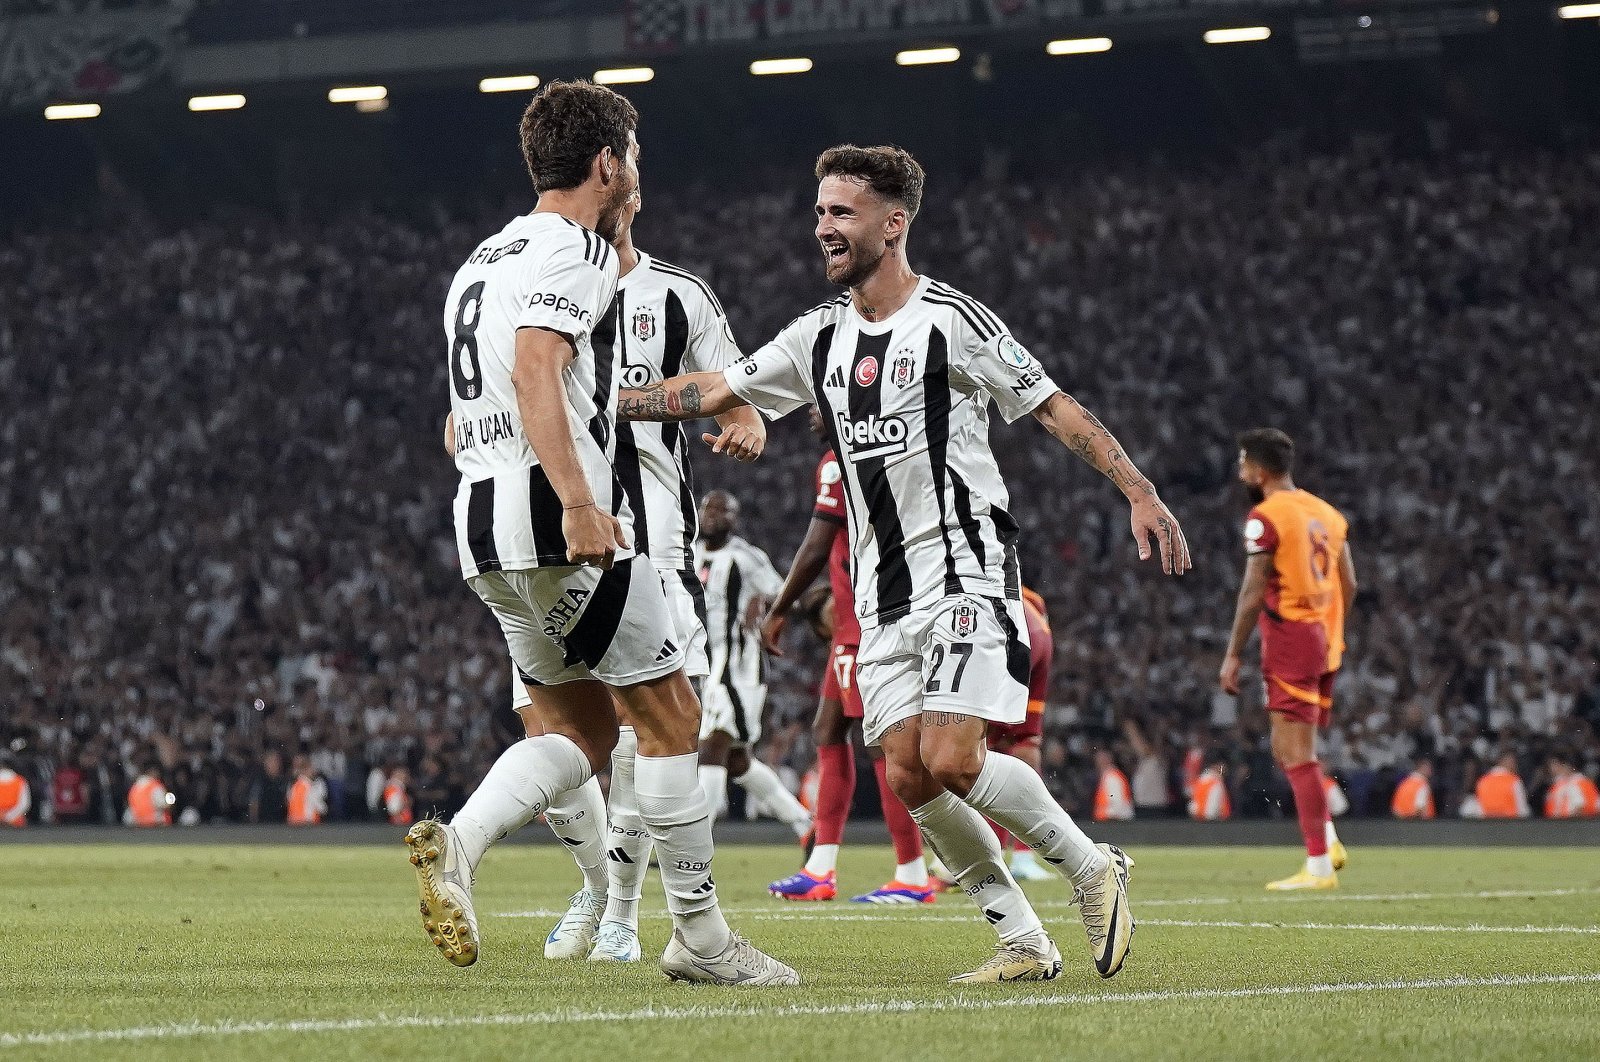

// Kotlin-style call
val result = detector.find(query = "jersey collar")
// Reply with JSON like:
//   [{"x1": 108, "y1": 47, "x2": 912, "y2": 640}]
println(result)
[{"x1": 849, "y1": 274, "x2": 931, "y2": 334}]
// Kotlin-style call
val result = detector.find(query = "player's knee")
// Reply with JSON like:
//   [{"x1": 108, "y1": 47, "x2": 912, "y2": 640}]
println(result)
[
  {"x1": 883, "y1": 756, "x2": 932, "y2": 810},
  {"x1": 921, "y1": 739, "x2": 982, "y2": 797}
]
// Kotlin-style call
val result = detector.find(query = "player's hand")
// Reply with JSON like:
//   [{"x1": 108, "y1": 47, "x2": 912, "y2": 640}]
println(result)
[
  {"x1": 701, "y1": 421, "x2": 765, "y2": 462},
  {"x1": 1219, "y1": 654, "x2": 1242, "y2": 696},
  {"x1": 1129, "y1": 494, "x2": 1192, "y2": 575},
  {"x1": 563, "y1": 504, "x2": 629, "y2": 569},
  {"x1": 760, "y1": 609, "x2": 789, "y2": 657}
]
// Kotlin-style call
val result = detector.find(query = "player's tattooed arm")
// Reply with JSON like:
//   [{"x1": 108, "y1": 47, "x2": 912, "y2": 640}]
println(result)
[
  {"x1": 616, "y1": 370, "x2": 744, "y2": 422},
  {"x1": 1032, "y1": 390, "x2": 1192, "y2": 575},
  {"x1": 1220, "y1": 553, "x2": 1273, "y2": 694}
]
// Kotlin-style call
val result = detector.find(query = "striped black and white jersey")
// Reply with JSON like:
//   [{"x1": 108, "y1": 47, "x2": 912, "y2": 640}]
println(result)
[
  {"x1": 695, "y1": 535, "x2": 783, "y2": 690},
  {"x1": 445, "y1": 212, "x2": 625, "y2": 579},
  {"x1": 726, "y1": 276, "x2": 1057, "y2": 630},
  {"x1": 611, "y1": 253, "x2": 743, "y2": 572}
]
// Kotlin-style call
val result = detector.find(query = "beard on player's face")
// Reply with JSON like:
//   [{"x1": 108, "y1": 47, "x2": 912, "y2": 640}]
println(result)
[
  {"x1": 595, "y1": 180, "x2": 633, "y2": 243},
  {"x1": 822, "y1": 235, "x2": 884, "y2": 287}
]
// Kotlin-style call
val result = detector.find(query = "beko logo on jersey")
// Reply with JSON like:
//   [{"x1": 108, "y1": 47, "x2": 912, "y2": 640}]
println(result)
[
  {"x1": 835, "y1": 411, "x2": 909, "y2": 461},
  {"x1": 528, "y1": 292, "x2": 593, "y2": 326}
]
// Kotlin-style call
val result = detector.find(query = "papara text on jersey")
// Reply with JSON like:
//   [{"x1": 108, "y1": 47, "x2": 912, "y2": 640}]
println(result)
[
  {"x1": 453, "y1": 410, "x2": 517, "y2": 455},
  {"x1": 527, "y1": 291, "x2": 593, "y2": 327}
]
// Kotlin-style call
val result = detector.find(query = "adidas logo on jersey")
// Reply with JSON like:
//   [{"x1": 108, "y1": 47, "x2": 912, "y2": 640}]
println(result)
[
  {"x1": 835, "y1": 411, "x2": 909, "y2": 461},
  {"x1": 826, "y1": 366, "x2": 847, "y2": 389},
  {"x1": 655, "y1": 638, "x2": 678, "y2": 662}
]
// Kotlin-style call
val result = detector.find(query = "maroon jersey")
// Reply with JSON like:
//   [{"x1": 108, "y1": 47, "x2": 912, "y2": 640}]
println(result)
[{"x1": 814, "y1": 450, "x2": 860, "y2": 646}]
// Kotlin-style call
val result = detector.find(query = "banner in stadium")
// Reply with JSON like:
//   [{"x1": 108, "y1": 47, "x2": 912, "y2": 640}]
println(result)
[
  {"x1": 0, "y1": 1, "x2": 193, "y2": 111},
  {"x1": 628, "y1": 1, "x2": 1085, "y2": 50}
]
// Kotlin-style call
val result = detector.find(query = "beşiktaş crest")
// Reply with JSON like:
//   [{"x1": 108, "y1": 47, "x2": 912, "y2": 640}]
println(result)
[
  {"x1": 891, "y1": 350, "x2": 917, "y2": 388},
  {"x1": 632, "y1": 309, "x2": 657, "y2": 342},
  {"x1": 951, "y1": 601, "x2": 979, "y2": 638}
]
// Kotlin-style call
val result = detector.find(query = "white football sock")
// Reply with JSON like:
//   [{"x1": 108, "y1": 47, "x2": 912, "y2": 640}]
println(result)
[
  {"x1": 963, "y1": 751, "x2": 1107, "y2": 886},
  {"x1": 733, "y1": 758, "x2": 813, "y2": 838},
  {"x1": 451, "y1": 734, "x2": 591, "y2": 874},
  {"x1": 1325, "y1": 820, "x2": 1341, "y2": 848},
  {"x1": 895, "y1": 858, "x2": 929, "y2": 887},
  {"x1": 698, "y1": 764, "x2": 728, "y2": 820},
  {"x1": 603, "y1": 727, "x2": 652, "y2": 929},
  {"x1": 1307, "y1": 854, "x2": 1334, "y2": 877},
  {"x1": 544, "y1": 776, "x2": 609, "y2": 895},
  {"x1": 909, "y1": 790, "x2": 1042, "y2": 942},
  {"x1": 804, "y1": 844, "x2": 840, "y2": 877},
  {"x1": 637, "y1": 752, "x2": 731, "y2": 955}
]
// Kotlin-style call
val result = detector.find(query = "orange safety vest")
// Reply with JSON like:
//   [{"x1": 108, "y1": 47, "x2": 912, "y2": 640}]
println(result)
[
  {"x1": 1475, "y1": 767, "x2": 1527, "y2": 819},
  {"x1": 127, "y1": 777, "x2": 171, "y2": 827},
  {"x1": 1189, "y1": 770, "x2": 1231, "y2": 821},
  {"x1": 1093, "y1": 768, "x2": 1133, "y2": 822},
  {"x1": 383, "y1": 780, "x2": 413, "y2": 826},
  {"x1": 288, "y1": 776, "x2": 323, "y2": 825},
  {"x1": 1391, "y1": 772, "x2": 1435, "y2": 819},
  {"x1": 0, "y1": 772, "x2": 28, "y2": 828},
  {"x1": 1544, "y1": 775, "x2": 1599, "y2": 819},
  {"x1": 1181, "y1": 748, "x2": 1203, "y2": 798}
]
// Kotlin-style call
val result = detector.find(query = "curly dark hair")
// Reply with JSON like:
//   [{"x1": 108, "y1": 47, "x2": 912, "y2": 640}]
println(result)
[
  {"x1": 1238, "y1": 427, "x2": 1295, "y2": 475},
  {"x1": 519, "y1": 80, "x2": 639, "y2": 194},
  {"x1": 814, "y1": 144, "x2": 925, "y2": 220}
]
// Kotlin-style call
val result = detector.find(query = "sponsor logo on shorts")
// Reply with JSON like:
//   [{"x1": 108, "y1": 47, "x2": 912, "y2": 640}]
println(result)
[{"x1": 542, "y1": 587, "x2": 592, "y2": 639}]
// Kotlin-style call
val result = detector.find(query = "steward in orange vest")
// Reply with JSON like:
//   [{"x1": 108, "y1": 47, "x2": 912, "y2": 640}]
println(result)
[
  {"x1": 1544, "y1": 755, "x2": 1599, "y2": 819},
  {"x1": 126, "y1": 771, "x2": 172, "y2": 827},
  {"x1": 1475, "y1": 756, "x2": 1529, "y2": 819},
  {"x1": 1092, "y1": 751, "x2": 1133, "y2": 821},
  {"x1": 383, "y1": 768, "x2": 413, "y2": 826},
  {"x1": 1392, "y1": 763, "x2": 1435, "y2": 819},
  {"x1": 287, "y1": 756, "x2": 327, "y2": 825},
  {"x1": 1189, "y1": 764, "x2": 1231, "y2": 821},
  {"x1": 0, "y1": 757, "x2": 31, "y2": 828}
]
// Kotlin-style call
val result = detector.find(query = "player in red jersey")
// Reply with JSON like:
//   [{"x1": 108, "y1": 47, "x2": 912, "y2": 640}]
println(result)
[
  {"x1": 1221, "y1": 428, "x2": 1357, "y2": 891},
  {"x1": 761, "y1": 409, "x2": 934, "y2": 904}
]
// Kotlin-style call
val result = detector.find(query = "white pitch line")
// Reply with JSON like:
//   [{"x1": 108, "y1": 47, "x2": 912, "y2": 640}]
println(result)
[
  {"x1": 4, "y1": 972, "x2": 1597, "y2": 1050},
  {"x1": 1141, "y1": 918, "x2": 1600, "y2": 936}
]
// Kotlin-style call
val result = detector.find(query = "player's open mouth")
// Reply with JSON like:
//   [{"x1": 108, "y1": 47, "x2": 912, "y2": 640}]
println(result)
[{"x1": 824, "y1": 242, "x2": 848, "y2": 261}]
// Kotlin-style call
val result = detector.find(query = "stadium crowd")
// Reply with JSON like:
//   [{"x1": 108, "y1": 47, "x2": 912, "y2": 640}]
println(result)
[{"x1": 3, "y1": 140, "x2": 1598, "y2": 827}]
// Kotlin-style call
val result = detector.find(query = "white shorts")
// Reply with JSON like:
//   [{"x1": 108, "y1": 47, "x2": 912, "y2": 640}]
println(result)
[
  {"x1": 700, "y1": 679, "x2": 768, "y2": 745},
  {"x1": 473, "y1": 558, "x2": 684, "y2": 691},
  {"x1": 856, "y1": 593, "x2": 1031, "y2": 746},
  {"x1": 509, "y1": 563, "x2": 706, "y2": 708}
]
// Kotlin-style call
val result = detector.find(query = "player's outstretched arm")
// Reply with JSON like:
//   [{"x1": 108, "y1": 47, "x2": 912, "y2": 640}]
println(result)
[
  {"x1": 1220, "y1": 553, "x2": 1272, "y2": 694},
  {"x1": 759, "y1": 517, "x2": 836, "y2": 656},
  {"x1": 1031, "y1": 390, "x2": 1192, "y2": 575},
  {"x1": 514, "y1": 326, "x2": 629, "y2": 567},
  {"x1": 616, "y1": 370, "x2": 746, "y2": 422}
]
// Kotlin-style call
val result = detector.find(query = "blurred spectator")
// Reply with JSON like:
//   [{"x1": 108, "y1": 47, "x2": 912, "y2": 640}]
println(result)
[
  {"x1": 1188, "y1": 752, "x2": 1231, "y2": 821},
  {"x1": 1391, "y1": 760, "x2": 1436, "y2": 819},
  {"x1": 1473, "y1": 752, "x2": 1530, "y2": 819},
  {"x1": 1092, "y1": 750, "x2": 1133, "y2": 822},
  {"x1": 287, "y1": 754, "x2": 327, "y2": 825},
  {"x1": 1543, "y1": 752, "x2": 1599, "y2": 819},
  {"x1": 125, "y1": 761, "x2": 172, "y2": 827},
  {"x1": 0, "y1": 755, "x2": 31, "y2": 827},
  {"x1": 383, "y1": 766, "x2": 413, "y2": 826}
]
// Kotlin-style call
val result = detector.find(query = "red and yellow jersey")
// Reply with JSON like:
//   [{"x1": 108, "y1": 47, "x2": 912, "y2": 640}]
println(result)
[
  {"x1": 1021, "y1": 587, "x2": 1052, "y2": 716},
  {"x1": 1246, "y1": 488, "x2": 1350, "y2": 671},
  {"x1": 814, "y1": 450, "x2": 860, "y2": 646}
]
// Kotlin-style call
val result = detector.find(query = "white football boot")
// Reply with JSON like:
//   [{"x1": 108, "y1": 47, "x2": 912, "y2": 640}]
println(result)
[
  {"x1": 1075, "y1": 842, "x2": 1135, "y2": 979},
  {"x1": 405, "y1": 819, "x2": 479, "y2": 967},
  {"x1": 660, "y1": 929, "x2": 800, "y2": 986},
  {"x1": 949, "y1": 929, "x2": 1063, "y2": 984},
  {"x1": 587, "y1": 920, "x2": 643, "y2": 963},
  {"x1": 545, "y1": 888, "x2": 606, "y2": 959}
]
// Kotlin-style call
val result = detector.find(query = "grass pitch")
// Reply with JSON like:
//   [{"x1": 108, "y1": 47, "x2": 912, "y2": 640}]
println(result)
[{"x1": 2, "y1": 841, "x2": 1597, "y2": 1061}]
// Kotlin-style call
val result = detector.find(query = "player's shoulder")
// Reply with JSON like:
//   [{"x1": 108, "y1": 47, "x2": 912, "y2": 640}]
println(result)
[
  {"x1": 781, "y1": 293, "x2": 850, "y2": 336},
  {"x1": 640, "y1": 254, "x2": 726, "y2": 315},
  {"x1": 920, "y1": 277, "x2": 1005, "y2": 342}
]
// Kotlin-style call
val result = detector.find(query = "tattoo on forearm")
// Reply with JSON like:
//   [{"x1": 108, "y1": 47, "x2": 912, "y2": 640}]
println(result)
[
  {"x1": 618, "y1": 381, "x2": 703, "y2": 422},
  {"x1": 1051, "y1": 396, "x2": 1155, "y2": 495}
]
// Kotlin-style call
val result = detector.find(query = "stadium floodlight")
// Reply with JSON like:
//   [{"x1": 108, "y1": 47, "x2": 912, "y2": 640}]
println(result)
[
  {"x1": 188, "y1": 94, "x2": 246, "y2": 112},
  {"x1": 750, "y1": 57, "x2": 813, "y2": 76},
  {"x1": 479, "y1": 75, "x2": 540, "y2": 93},
  {"x1": 44, "y1": 103, "x2": 100, "y2": 120},
  {"x1": 594, "y1": 67, "x2": 655, "y2": 85},
  {"x1": 896, "y1": 46, "x2": 961, "y2": 66},
  {"x1": 1557, "y1": 3, "x2": 1600, "y2": 17},
  {"x1": 1204, "y1": 26, "x2": 1272, "y2": 44},
  {"x1": 328, "y1": 85, "x2": 388, "y2": 103},
  {"x1": 1047, "y1": 37, "x2": 1113, "y2": 56}
]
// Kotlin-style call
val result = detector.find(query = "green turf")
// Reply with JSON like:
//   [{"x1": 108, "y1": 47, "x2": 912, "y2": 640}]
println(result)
[{"x1": 2, "y1": 842, "x2": 1598, "y2": 1061}]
